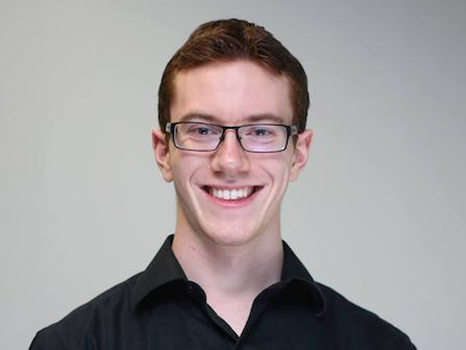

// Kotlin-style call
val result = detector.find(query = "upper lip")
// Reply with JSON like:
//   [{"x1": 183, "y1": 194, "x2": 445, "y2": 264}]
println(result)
[{"x1": 201, "y1": 185, "x2": 262, "y2": 190}]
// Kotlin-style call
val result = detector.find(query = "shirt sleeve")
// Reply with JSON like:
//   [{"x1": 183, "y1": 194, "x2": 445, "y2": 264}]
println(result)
[
  {"x1": 29, "y1": 326, "x2": 98, "y2": 350},
  {"x1": 29, "y1": 328, "x2": 66, "y2": 350}
]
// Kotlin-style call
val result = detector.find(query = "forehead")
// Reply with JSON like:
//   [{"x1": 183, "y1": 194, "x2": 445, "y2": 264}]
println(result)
[{"x1": 170, "y1": 60, "x2": 293, "y2": 125}]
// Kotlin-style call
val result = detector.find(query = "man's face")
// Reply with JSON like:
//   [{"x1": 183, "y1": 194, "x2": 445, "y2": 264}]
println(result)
[{"x1": 153, "y1": 60, "x2": 312, "y2": 247}]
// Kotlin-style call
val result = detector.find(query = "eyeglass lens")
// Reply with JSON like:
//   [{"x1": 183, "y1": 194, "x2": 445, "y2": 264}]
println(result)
[{"x1": 173, "y1": 122, "x2": 289, "y2": 152}]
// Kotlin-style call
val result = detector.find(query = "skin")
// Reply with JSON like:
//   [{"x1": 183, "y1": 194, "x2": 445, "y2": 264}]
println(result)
[{"x1": 152, "y1": 60, "x2": 312, "y2": 335}]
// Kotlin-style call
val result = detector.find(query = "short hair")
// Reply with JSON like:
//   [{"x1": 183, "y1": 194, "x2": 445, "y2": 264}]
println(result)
[{"x1": 158, "y1": 18, "x2": 310, "y2": 133}]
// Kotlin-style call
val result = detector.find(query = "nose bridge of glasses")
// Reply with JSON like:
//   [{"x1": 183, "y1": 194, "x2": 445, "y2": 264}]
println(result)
[
  {"x1": 220, "y1": 126, "x2": 241, "y2": 141},
  {"x1": 218, "y1": 126, "x2": 244, "y2": 151}
]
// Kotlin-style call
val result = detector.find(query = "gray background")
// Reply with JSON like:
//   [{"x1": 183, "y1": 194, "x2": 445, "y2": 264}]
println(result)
[{"x1": 1, "y1": 0, "x2": 465, "y2": 349}]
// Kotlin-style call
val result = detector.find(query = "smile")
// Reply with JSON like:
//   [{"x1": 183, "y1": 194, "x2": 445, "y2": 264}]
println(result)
[{"x1": 202, "y1": 186, "x2": 261, "y2": 201}]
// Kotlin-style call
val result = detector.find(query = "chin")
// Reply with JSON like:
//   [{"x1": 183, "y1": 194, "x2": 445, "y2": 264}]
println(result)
[{"x1": 202, "y1": 223, "x2": 262, "y2": 247}]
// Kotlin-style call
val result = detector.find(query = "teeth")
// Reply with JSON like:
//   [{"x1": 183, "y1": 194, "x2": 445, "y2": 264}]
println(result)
[{"x1": 209, "y1": 187, "x2": 254, "y2": 201}]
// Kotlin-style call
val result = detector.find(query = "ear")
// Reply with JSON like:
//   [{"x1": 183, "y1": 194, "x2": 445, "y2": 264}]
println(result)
[
  {"x1": 289, "y1": 129, "x2": 313, "y2": 182},
  {"x1": 152, "y1": 128, "x2": 174, "y2": 182}
]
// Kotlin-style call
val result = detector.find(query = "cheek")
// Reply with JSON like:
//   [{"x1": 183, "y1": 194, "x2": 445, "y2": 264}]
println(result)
[
  {"x1": 287, "y1": 150, "x2": 300, "y2": 182},
  {"x1": 279, "y1": 168, "x2": 293, "y2": 192},
  {"x1": 261, "y1": 158, "x2": 294, "y2": 190},
  {"x1": 170, "y1": 156, "x2": 204, "y2": 195},
  {"x1": 172, "y1": 164, "x2": 192, "y2": 190}
]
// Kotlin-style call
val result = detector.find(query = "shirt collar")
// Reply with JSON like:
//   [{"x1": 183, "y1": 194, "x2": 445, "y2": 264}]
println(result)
[
  {"x1": 132, "y1": 235, "x2": 326, "y2": 315},
  {"x1": 132, "y1": 235, "x2": 186, "y2": 311},
  {"x1": 281, "y1": 240, "x2": 326, "y2": 315}
]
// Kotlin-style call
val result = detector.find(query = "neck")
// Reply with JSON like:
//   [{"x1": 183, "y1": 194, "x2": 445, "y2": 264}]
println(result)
[
  {"x1": 172, "y1": 229, "x2": 283, "y2": 299},
  {"x1": 173, "y1": 229, "x2": 283, "y2": 335},
  {"x1": 171, "y1": 209, "x2": 284, "y2": 335}
]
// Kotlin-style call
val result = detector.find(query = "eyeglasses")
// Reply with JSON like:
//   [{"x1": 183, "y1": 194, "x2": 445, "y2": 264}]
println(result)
[{"x1": 165, "y1": 122, "x2": 298, "y2": 153}]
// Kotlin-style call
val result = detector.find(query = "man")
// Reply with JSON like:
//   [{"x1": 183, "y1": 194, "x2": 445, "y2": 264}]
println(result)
[{"x1": 30, "y1": 19, "x2": 416, "y2": 349}]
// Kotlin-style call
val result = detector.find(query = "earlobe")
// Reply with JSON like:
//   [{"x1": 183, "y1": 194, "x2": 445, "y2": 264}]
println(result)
[
  {"x1": 289, "y1": 129, "x2": 313, "y2": 182},
  {"x1": 152, "y1": 128, "x2": 174, "y2": 182}
]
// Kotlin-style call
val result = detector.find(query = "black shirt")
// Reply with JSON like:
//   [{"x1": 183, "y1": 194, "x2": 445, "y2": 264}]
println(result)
[{"x1": 29, "y1": 235, "x2": 416, "y2": 349}]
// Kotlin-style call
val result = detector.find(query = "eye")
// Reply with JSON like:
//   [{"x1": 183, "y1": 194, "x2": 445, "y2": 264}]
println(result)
[
  {"x1": 253, "y1": 128, "x2": 271, "y2": 136},
  {"x1": 245, "y1": 126, "x2": 276, "y2": 137},
  {"x1": 196, "y1": 127, "x2": 211, "y2": 135},
  {"x1": 185, "y1": 123, "x2": 220, "y2": 137}
]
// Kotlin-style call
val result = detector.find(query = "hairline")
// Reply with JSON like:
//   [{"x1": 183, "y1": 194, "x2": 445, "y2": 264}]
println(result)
[{"x1": 167, "y1": 58, "x2": 297, "y2": 126}]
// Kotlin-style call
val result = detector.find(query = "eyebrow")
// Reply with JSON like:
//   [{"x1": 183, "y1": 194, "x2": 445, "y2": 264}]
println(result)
[
  {"x1": 179, "y1": 113, "x2": 218, "y2": 123},
  {"x1": 178, "y1": 113, "x2": 287, "y2": 124},
  {"x1": 245, "y1": 114, "x2": 286, "y2": 124}
]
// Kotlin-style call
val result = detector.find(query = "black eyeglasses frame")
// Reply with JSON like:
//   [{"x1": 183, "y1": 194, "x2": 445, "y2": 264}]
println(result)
[{"x1": 165, "y1": 121, "x2": 299, "y2": 153}]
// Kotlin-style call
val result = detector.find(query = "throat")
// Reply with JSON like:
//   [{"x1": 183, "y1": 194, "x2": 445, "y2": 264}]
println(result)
[{"x1": 207, "y1": 292, "x2": 255, "y2": 336}]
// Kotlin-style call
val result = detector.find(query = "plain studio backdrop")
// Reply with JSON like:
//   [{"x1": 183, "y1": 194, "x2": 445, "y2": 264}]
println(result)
[{"x1": 1, "y1": 0, "x2": 465, "y2": 349}]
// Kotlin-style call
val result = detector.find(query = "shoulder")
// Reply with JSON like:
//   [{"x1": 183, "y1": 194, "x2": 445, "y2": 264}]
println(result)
[
  {"x1": 29, "y1": 273, "x2": 142, "y2": 350},
  {"x1": 317, "y1": 283, "x2": 416, "y2": 349}
]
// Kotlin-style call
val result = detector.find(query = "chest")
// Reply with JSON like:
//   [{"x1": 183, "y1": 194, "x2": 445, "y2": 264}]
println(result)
[{"x1": 96, "y1": 292, "x2": 336, "y2": 350}]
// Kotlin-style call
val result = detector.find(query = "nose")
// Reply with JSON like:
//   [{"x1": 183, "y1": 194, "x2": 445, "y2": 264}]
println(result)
[{"x1": 210, "y1": 130, "x2": 250, "y2": 177}]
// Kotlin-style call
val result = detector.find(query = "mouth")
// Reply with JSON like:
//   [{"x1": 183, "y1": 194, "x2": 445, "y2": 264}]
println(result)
[{"x1": 201, "y1": 186, "x2": 262, "y2": 202}]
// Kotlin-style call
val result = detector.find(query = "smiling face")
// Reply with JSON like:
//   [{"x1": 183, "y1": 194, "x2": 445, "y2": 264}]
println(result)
[{"x1": 153, "y1": 60, "x2": 312, "y2": 248}]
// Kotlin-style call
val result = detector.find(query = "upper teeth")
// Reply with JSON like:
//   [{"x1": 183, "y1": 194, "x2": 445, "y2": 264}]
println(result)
[{"x1": 210, "y1": 187, "x2": 253, "y2": 200}]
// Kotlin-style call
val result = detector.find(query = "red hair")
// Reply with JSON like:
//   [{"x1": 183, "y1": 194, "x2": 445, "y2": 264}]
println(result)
[{"x1": 158, "y1": 19, "x2": 310, "y2": 132}]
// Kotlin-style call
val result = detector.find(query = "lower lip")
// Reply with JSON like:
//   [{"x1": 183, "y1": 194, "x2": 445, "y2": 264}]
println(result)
[{"x1": 202, "y1": 188, "x2": 261, "y2": 208}]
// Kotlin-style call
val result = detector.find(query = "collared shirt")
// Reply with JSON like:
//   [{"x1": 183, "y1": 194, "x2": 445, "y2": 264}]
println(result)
[{"x1": 29, "y1": 235, "x2": 416, "y2": 349}]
